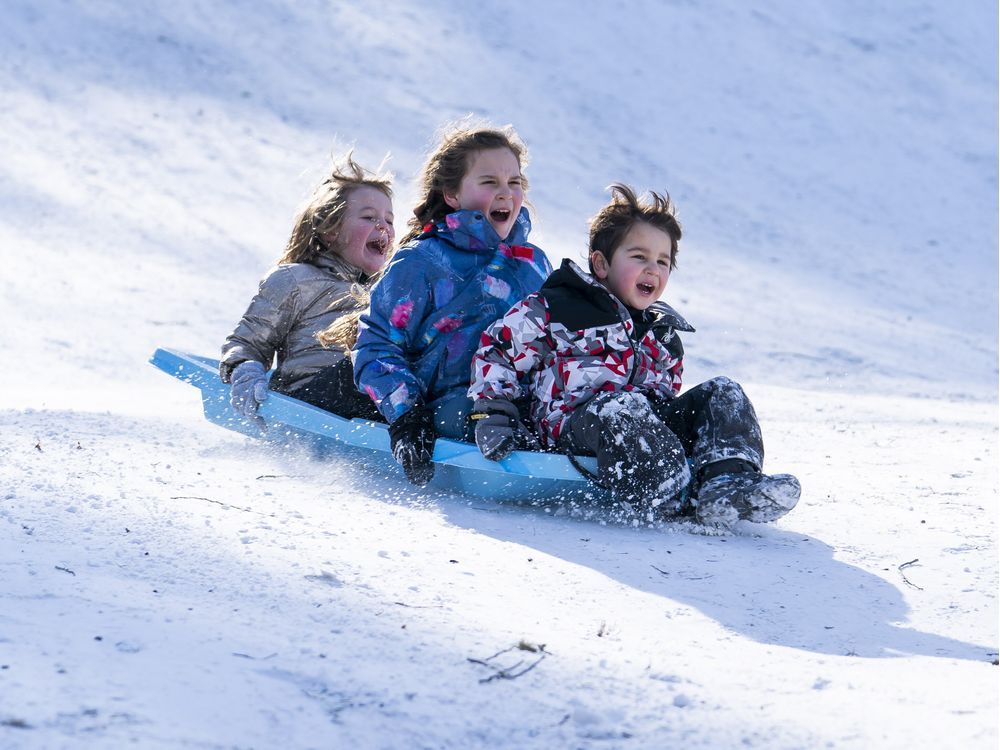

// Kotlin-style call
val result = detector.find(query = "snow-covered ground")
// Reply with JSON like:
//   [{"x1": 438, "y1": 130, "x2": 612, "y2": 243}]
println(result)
[{"x1": 1, "y1": 1, "x2": 996, "y2": 748}]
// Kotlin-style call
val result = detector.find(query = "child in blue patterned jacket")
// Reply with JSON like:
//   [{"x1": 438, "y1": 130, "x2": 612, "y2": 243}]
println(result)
[{"x1": 353, "y1": 123, "x2": 553, "y2": 485}]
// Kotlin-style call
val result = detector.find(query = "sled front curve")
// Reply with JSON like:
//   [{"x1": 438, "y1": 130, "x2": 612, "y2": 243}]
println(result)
[{"x1": 149, "y1": 348, "x2": 603, "y2": 503}]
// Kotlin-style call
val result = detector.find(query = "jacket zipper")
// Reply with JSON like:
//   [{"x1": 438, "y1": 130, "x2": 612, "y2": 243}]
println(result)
[{"x1": 620, "y1": 308, "x2": 640, "y2": 386}]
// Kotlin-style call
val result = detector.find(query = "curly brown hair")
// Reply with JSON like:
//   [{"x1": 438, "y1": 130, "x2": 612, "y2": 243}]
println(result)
[
  {"x1": 401, "y1": 121, "x2": 529, "y2": 244},
  {"x1": 278, "y1": 151, "x2": 393, "y2": 265},
  {"x1": 588, "y1": 183, "x2": 682, "y2": 273}
]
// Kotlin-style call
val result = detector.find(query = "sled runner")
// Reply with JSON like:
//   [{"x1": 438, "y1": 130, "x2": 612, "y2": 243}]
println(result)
[{"x1": 149, "y1": 348, "x2": 603, "y2": 502}]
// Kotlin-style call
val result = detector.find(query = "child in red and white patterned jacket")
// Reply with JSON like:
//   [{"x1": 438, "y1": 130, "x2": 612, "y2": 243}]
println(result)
[{"x1": 469, "y1": 184, "x2": 800, "y2": 528}]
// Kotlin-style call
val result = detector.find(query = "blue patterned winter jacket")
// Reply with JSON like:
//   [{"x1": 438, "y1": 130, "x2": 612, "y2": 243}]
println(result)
[{"x1": 354, "y1": 207, "x2": 552, "y2": 423}]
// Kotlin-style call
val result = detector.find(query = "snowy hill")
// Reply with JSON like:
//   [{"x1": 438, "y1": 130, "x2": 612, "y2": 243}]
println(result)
[{"x1": 1, "y1": 1, "x2": 997, "y2": 748}]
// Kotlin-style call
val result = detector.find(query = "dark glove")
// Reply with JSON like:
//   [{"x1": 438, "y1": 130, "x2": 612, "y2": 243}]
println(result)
[
  {"x1": 471, "y1": 398, "x2": 524, "y2": 462},
  {"x1": 388, "y1": 404, "x2": 436, "y2": 486},
  {"x1": 229, "y1": 361, "x2": 269, "y2": 420}
]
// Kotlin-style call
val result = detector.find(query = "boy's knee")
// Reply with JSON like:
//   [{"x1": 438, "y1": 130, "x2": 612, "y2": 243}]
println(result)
[
  {"x1": 707, "y1": 375, "x2": 740, "y2": 392},
  {"x1": 706, "y1": 376, "x2": 751, "y2": 402}
]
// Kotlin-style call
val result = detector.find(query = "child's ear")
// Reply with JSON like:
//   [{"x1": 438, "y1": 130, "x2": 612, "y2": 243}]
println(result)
[
  {"x1": 590, "y1": 251, "x2": 610, "y2": 280},
  {"x1": 443, "y1": 190, "x2": 461, "y2": 210}
]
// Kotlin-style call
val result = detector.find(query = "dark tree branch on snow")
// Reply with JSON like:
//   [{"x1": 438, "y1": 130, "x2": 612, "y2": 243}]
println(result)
[
  {"x1": 898, "y1": 558, "x2": 924, "y2": 590},
  {"x1": 468, "y1": 642, "x2": 549, "y2": 683},
  {"x1": 170, "y1": 495, "x2": 273, "y2": 517}
]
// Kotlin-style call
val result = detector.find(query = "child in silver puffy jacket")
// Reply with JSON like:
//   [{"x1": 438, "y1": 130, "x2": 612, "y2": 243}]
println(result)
[
  {"x1": 469, "y1": 184, "x2": 800, "y2": 529},
  {"x1": 220, "y1": 153, "x2": 394, "y2": 422}
]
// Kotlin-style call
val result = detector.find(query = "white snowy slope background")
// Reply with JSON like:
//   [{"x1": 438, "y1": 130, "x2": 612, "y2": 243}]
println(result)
[{"x1": 0, "y1": 0, "x2": 997, "y2": 748}]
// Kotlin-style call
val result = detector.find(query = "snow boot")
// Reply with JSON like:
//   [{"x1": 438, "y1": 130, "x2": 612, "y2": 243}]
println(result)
[{"x1": 694, "y1": 470, "x2": 800, "y2": 528}]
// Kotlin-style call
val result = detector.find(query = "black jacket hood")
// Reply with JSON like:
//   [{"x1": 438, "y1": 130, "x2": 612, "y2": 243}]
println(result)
[{"x1": 540, "y1": 259, "x2": 694, "y2": 334}]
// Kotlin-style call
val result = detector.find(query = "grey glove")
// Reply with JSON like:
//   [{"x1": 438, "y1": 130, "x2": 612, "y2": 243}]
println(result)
[
  {"x1": 230, "y1": 360, "x2": 269, "y2": 418},
  {"x1": 471, "y1": 398, "x2": 527, "y2": 462}
]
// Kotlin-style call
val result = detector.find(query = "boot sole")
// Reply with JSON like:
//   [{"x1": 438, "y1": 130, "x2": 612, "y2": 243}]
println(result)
[{"x1": 740, "y1": 474, "x2": 801, "y2": 523}]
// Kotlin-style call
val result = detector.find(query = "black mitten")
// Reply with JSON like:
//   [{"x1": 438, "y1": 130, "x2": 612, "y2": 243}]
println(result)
[
  {"x1": 471, "y1": 398, "x2": 534, "y2": 462},
  {"x1": 388, "y1": 404, "x2": 436, "y2": 486}
]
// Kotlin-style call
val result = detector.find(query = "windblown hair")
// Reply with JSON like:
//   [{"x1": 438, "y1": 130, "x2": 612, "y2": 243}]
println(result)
[
  {"x1": 315, "y1": 284, "x2": 370, "y2": 351},
  {"x1": 588, "y1": 183, "x2": 682, "y2": 273},
  {"x1": 278, "y1": 151, "x2": 393, "y2": 266},
  {"x1": 401, "y1": 121, "x2": 530, "y2": 244}
]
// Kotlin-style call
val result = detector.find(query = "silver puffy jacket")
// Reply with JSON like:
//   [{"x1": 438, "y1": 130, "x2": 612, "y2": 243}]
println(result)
[{"x1": 220, "y1": 253, "x2": 364, "y2": 395}]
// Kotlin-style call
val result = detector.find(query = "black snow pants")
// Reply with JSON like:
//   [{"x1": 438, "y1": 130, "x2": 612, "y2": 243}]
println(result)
[
  {"x1": 277, "y1": 358, "x2": 385, "y2": 422},
  {"x1": 558, "y1": 377, "x2": 764, "y2": 511}
]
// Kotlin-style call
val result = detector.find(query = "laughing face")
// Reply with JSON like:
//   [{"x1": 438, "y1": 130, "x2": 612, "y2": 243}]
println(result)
[
  {"x1": 443, "y1": 147, "x2": 524, "y2": 241},
  {"x1": 591, "y1": 222, "x2": 673, "y2": 310},
  {"x1": 328, "y1": 186, "x2": 395, "y2": 276}
]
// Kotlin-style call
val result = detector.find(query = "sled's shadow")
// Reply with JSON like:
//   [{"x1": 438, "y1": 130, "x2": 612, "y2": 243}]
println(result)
[{"x1": 423, "y1": 491, "x2": 993, "y2": 663}]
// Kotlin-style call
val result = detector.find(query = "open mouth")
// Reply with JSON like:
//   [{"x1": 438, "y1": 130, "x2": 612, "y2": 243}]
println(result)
[
  {"x1": 489, "y1": 208, "x2": 511, "y2": 225},
  {"x1": 366, "y1": 237, "x2": 388, "y2": 255},
  {"x1": 637, "y1": 282, "x2": 656, "y2": 295}
]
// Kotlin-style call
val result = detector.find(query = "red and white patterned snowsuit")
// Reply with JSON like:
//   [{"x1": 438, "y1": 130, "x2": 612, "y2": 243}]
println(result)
[{"x1": 469, "y1": 259, "x2": 694, "y2": 447}]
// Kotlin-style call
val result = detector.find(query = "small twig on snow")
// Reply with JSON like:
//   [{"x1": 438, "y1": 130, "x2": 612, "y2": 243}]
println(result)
[
  {"x1": 475, "y1": 645, "x2": 518, "y2": 662},
  {"x1": 468, "y1": 641, "x2": 549, "y2": 683},
  {"x1": 55, "y1": 566, "x2": 76, "y2": 576},
  {"x1": 898, "y1": 559, "x2": 924, "y2": 590},
  {"x1": 471, "y1": 655, "x2": 546, "y2": 683},
  {"x1": 170, "y1": 496, "x2": 272, "y2": 517}
]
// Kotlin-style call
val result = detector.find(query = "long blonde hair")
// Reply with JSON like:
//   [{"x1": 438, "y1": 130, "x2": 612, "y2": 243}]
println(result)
[
  {"x1": 401, "y1": 120, "x2": 529, "y2": 244},
  {"x1": 316, "y1": 284, "x2": 370, "y2": 350},
  {"x1": 279, "y1": 151, "x2": 393, "y2": 265}
]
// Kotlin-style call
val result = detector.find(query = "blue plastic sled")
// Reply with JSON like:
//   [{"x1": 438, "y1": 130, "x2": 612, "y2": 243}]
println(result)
[{"x1": 149, "y1": 348, "x2": 605, "y2": 503}]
